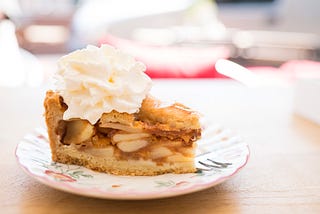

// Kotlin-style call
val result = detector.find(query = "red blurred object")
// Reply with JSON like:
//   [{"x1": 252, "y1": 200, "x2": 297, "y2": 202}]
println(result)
[
  {"x1": 249, "y1": 60, "x2": 320, "y2": 82},
  {"x1": 99, "y1": 34, "x2": 230, "y2": 78},
  {"x1": 280, "y1": 60, "x2": 320, "y2": 80}
]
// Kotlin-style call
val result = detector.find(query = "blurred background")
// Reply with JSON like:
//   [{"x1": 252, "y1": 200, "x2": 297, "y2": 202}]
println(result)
[{"x1": 1, "y1": 0, "x2": 320, "y2": 85}]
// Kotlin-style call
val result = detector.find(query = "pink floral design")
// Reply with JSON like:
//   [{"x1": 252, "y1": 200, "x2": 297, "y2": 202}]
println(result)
[
  {"x1": 45, "y1": 170, "x2": 76, "y2": 182},
  {"x1": 174, "y1": 181, "x2": 189, "y2": 187}
]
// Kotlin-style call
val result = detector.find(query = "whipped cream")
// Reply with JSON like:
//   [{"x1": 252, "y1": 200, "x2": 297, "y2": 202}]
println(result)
[{"x1": 55, "y1": 45, "x2": 152, "y2": 124}]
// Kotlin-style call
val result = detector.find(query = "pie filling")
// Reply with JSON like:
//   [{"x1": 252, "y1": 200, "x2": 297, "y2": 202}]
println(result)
[{"x1": 56, "y1": 116, "x2": 201, "y2": 165}]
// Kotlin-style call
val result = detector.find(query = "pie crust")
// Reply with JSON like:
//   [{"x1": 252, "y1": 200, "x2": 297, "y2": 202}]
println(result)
[{"x1": 44, "y1": 91, "x2": 201, "y2": 176}]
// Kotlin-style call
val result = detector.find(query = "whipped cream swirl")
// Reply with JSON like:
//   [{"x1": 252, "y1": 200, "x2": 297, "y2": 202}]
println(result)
[{"x1": 56, "y1": 45, "x2": 152, "y2": 124}]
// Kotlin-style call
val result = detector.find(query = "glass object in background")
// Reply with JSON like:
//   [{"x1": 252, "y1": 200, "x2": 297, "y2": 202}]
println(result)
[
  {"x1": 0, "y1": 1, "x2": 43, "y2": 88},
  {"x1": 18, "y1": 0, "x2": 75, "y2": 17},
  {"x1": 0, "y1": 19, "x2": 25, "y2": 87},
  {"x1": 15, "y1": 0, "x2": 77, "y2": 54},
  {"x1": 294, "y1": 78, "x2": 320, "y2": 125},
  {"x1": 0, "y1": 18, "x2": 43, "y2": 87}
]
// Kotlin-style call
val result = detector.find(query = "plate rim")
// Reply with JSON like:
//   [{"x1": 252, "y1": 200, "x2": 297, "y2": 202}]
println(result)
[{"x1": 15, "y1": 130, "x2": 250, "y2": 200}]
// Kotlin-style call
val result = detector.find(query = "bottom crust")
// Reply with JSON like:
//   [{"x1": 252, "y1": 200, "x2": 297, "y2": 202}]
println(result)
[{"x1": 55, "y1": 144, "x2": 196, "y2": 176}]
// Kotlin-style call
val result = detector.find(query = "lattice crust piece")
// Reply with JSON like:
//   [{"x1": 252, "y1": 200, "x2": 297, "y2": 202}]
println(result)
[{"x1": 44, "y1": 91, "x2": 201, "y2": 176}]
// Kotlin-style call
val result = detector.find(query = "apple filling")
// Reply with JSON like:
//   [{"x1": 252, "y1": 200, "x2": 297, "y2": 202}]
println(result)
[{"x1": 56, "y1": 118, "x2": 199, "y2": 164}]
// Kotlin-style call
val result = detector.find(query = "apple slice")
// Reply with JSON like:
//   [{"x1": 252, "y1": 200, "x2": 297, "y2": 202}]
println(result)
[
  {"x1": 117, "y1": 140, "x2": 148, "y2": 152},
  {"x1": 63, "y1": 120, "x2": 94, "y2": 145}
]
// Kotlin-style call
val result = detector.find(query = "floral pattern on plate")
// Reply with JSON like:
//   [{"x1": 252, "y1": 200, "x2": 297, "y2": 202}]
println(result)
[{"x1": 15, "y1": 122, "x2": 249, "y2": 200}]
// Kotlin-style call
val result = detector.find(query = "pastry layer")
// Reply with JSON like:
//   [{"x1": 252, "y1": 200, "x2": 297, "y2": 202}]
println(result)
[
  {"x1": 55, "y1": 144, "x2": 196, "y2": 176},
  {"x1": 44, "y1": 91, "x2": 201, "y2": 175}
]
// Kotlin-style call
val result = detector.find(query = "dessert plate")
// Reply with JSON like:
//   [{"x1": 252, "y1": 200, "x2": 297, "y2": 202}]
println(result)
[{"x1": 15, "y1": 122, "x2": 249, "y2": 200}]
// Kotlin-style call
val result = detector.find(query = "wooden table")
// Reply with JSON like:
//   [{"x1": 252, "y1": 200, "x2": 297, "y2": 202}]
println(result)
[{"x1": 1, "y1": 79, "x2": 320, "y2": 213}]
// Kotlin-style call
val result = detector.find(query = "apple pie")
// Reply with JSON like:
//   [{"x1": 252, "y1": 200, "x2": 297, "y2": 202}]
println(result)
[{"x1": 44, "y1": 91, "x2": 201, "y2": 176}]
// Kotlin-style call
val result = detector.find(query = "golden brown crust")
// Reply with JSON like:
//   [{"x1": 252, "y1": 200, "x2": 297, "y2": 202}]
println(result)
[
  {"x1": 98, "y1": 95, "x2": 201, "y2": 143},
  {"x1": 44, "y1": 90, "x2": 66, "y2": 161},
  {"x1": 100, "y1": 111, "x2": 135, "y2": 126},
  {"x1": 139, "y1": 95, "x2": 201, "y2": 130},
  {"x1": 99, "y1": 96, "x2": 201, "y2": 130}
]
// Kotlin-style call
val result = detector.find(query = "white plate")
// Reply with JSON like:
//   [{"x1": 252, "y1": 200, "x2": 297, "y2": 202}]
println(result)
[{"x1": 15, "y1": 123, "x2": 249, "y2": 200}]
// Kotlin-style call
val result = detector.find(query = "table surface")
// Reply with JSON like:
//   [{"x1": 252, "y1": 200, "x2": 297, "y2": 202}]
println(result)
[{"x1": 1, "y1": 78, "x2": 320, "y2": 214}]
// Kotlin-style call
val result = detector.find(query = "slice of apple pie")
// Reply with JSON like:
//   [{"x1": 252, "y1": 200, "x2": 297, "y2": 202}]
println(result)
[{"x1": 44, "y1": 91, "x2": 201, "y2": 176}]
